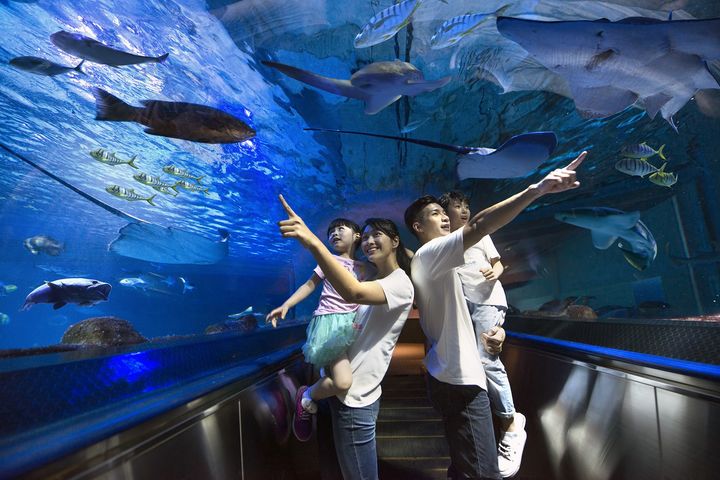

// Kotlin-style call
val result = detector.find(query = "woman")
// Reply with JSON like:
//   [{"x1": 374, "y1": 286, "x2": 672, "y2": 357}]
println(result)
[{"x1": 278, "y1": 195, "x2": 414, "y2": 480}]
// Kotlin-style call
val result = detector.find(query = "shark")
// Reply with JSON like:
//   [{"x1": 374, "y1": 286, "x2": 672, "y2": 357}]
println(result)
[
  {"x1": 496, "y1": 16, "x2": 720, "y2": 131},
  {"x1": 554, "y1": 207, "x2": 657, "y2": 271},
  {"x1": 261, "y1": 59, "x2": 451, "y2": 115},
  {"x1": 304, "y1": 128, "x2": 557, "y2": 180}
]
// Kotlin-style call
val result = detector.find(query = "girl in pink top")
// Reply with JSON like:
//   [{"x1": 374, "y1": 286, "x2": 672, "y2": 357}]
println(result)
[{"x1": 267, "y1": 218, "x2": 365, "y2": 441}]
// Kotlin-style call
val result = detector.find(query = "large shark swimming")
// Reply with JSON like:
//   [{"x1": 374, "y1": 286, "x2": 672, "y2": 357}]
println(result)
[
  {"x1": 262, "y1": 60, "x2": 451, "y2": 115},
  {"x1": 304, "y1": 128, "x2": 557, "y2": 180},
  {"x1": 496, "y1": 16, "x2": 720, "y2": 130},
  {"x1": 554, "y1": 207, "x2": 657, "y2": 270}
]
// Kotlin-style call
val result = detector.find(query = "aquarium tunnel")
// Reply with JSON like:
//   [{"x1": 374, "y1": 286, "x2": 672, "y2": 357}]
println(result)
[{"x1": 1, "y1": 0, "x2": 719, "y2": 479}]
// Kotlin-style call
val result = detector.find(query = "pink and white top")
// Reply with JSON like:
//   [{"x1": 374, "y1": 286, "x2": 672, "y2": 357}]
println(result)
[{"x1": 312, "y1": 255, "x2": 364, "y2": 316}]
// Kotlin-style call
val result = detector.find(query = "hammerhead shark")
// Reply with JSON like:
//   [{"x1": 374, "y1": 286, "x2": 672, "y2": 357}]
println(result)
[{"x1": 262, "y1": 59, "x2": 451, "y2": 115}]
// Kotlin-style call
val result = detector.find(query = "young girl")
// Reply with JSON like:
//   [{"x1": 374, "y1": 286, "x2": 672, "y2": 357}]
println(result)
[
  {"x1": 277, "y1": 195, "x2": 414, "y2": 479},
  {"x1": 266, "y1": 217, "x2": 365, "y2": 442}
]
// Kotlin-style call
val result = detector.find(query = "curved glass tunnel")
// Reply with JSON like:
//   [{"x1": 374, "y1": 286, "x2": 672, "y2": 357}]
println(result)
[{"x1": 0, "y1": 1, "x2": 719, "y2": 479}]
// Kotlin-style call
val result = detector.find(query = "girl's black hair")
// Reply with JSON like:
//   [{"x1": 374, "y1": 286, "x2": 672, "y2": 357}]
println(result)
[
  {"x1": 327, "y1": 218, "x2": 361, "y2": 237},
  {"x1": 362, "y1": 218, "x2": 412, "y2": 276}
]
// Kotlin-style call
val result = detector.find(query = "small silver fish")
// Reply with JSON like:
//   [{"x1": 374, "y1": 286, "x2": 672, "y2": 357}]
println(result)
[
  {"x1": 0, "y1": 313, "x2": 9, "y2": 325},
  {"x1": 354, "y1": 0, "x2": 422, "y2": 48},
  {"x1": 9, "y1": 56, "x2": 85, "y2": 76},
  {"x1": 648, "y1": 163, "x2": 678, "y2": 187},
  {"x1": 106, "y1": 185, "x2": 157, "y2": 205},
  {"x1": 620, "y1": 142, "x2": 666, "y2": 160},
  {"x1": 133, "y1": 172, "x2": 180, "y2": 194},
  {"x1": 89, "y1": 149, "x2": 138, "y2": 168},
  {"x1": 175, "y1": 180, "x2": 210, "y2": 195},
  {"x1": 162, "y1": 165, "x2": 204, "y2": 183},
  {"x1": 614, "y1": 158, "x2": 658, "y2": 177},
  {"x1": 430, "y1": 5, "x2": 510, "y2": 50},
  {"x1": 400, "y1": 118, "x2": 429, "y2": 133}
]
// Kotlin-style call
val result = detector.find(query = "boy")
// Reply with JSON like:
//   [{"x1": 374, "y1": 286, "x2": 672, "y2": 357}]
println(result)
[
  {"x1": 405, "y1": 152, "x2": 586, "y2": 479},
  {"x1": 439, "y1": 190, "x2": 526, "y2": 478}
]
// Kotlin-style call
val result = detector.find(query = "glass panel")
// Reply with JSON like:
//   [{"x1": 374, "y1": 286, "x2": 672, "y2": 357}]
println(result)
[{"x1": 1, "y1": 0, "x2": 719, "y2": 366}]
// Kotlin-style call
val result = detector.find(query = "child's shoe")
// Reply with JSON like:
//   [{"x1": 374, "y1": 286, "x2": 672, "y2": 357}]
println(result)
[
  {"x1": 292, "y1": 385, "x2": 316, "y2": 442},
  {"x1": 498, "y1": 412, "x2": 527, "y2": 478}
]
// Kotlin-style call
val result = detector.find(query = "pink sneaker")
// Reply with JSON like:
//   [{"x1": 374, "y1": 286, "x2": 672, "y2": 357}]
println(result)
[{"x1": 293, "y1": 386, "x2": 314, "y2": 442}]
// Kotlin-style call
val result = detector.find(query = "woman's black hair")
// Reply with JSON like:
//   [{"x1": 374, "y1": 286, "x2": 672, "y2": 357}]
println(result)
[{"x1": 362, "y1": 218, "x2": 412, "y2": 276}]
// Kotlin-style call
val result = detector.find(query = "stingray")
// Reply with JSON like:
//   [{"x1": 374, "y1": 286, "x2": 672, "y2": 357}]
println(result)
[
  {"x1": 0, "y1": 143, "x2": 228, "y2": 265},
  {"x1": 496, "y1": 16, "x2": 720, "y2": 130},
  {"x1": 262, "y1": 59, "x2": 451, "y2": 115},
  {"x1": 304, "y1": 128, "x2": 557, "y2": 180}
]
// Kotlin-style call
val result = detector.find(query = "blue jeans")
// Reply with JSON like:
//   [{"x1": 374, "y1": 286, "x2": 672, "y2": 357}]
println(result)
[
  {"x1": 328, "y1": 396, "x2": 380, "y2": 480},
  {"x1": 428, "y1": 375, "x2": 501, "y2": 480},
  {"x1": 468, "y1": 303, "x2": 516, "y2": 420}
]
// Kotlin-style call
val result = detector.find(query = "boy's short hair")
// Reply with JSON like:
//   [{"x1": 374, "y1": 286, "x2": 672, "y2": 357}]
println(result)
[
  {"x1": 327, "y1": 218, "x2": 361, "y2": 237},
  {"x1": 404, "y1": 195, "x2": 440, "y2": 238},
  {"x1": 438, "y1": 190, "x2": 469, "y2": 212}
]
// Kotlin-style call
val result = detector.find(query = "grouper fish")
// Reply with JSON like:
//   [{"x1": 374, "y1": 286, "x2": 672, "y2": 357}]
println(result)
[
  {"x1": 50, "y1": 30, "x2": 169, "y2": 67},
  {"x1": 92, "y1": 88, "x2": 256, "y2": 144},
  {"x1": 22, "y1": 278, "x2": 112, "y2": 310}
]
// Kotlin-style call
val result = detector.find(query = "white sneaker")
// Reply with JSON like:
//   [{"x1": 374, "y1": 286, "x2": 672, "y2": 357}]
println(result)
[
  {"x1": 498, "y1": 412, "x2": 527, "y2": 478},
  {"x1": 301, "y1": 388, "x2": 318, "y2": 414}
]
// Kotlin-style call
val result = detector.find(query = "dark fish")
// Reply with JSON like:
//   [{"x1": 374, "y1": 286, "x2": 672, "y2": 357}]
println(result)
[
  {"x1": 9, "y1": 56, "x2": 84, "y2": 76},
  {"x1": 92, "y1": 88, "x2": 256, "y2": 144},
  {"x1": 50, "y1": 30, "x2": 169, "y2": 67},
  {"x1": 22, "y1": 278, "x2": 112, "y2": 310}
]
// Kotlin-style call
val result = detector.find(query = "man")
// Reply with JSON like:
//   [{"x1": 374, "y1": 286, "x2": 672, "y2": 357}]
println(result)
[{"x1": 405, "y1": 152, "x2": 587, "y2": 479}]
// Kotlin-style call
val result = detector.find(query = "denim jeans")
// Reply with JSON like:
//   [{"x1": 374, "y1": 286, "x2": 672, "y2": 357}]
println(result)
[
  {"x1": 468, "y1": 303, "x2": 516, "y2": 420},
  {"x1": 328, "y1": 396, "x2": 381, "y2": 480},
  {"x1": 428, "y1": 375, "x2": 501, "y2": 480}
]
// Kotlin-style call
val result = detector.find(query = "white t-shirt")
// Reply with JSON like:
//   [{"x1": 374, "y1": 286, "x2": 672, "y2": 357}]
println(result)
[
  {"x1": 411, "y1": 229, "x2": 487, "y2": 389},
  {"x1": 338, "y1": 268, "x2": 414, "y2": 407},
  {"x1": 456, "y1": 235, "x2": 507, "y2": 307}
]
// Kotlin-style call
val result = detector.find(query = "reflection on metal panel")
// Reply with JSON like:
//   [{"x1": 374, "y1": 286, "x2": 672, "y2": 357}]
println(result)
[
  {"x1": 657, "y1": 389, "x2": 720, "y2": 480},
  {"x1": 504, "y1": 340, "x2": 718, "y2": 479},
  {"x1": 20, "y1": 360, "x2": 308, "y2": 480}
]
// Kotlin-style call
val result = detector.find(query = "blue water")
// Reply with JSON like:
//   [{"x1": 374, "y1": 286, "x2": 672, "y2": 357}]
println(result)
[{"x1": 1, "y1": 0, "x2": 720, "y2": 349}]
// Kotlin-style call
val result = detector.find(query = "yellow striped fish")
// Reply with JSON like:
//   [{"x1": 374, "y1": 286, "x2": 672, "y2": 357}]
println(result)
[
  {"x1": 648, "y1": 163, "x2": 678, "y2": 187},
  {"x1": 106, "y1": 185, "x2": 157, "y2": 205},
  {"x1": 354, "y1": 0, "x2": 423, "y2": 48},
  {"x1": 614, "y1": 158, "x2": 658, "y2": 177}
]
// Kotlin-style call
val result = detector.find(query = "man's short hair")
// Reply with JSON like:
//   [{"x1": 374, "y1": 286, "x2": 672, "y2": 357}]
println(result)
[
  {"x1": 404, "y1": 195, "x2": 440, "y2": 238},
  {"x1": 438, "y1": 190, "x2": 469, "y2": 212}
]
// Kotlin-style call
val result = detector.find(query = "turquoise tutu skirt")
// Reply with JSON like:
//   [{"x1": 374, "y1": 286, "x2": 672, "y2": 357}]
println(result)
[{"x1": 302, "y1": 312, "x2": 358, "y2": 367}]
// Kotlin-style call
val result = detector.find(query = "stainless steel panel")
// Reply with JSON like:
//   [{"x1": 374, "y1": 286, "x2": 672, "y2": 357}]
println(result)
[
  {"x1": 22, "y1": 361, "x2": 308, "y2": 480},
  {"x1": 502, "y1": 343, "x2": 706, "y2": 480},
  {"x1": 657, "y1": 389, "x2": 720, "y2": 480},
  {"x1": 95, "y1": 403, "x2": 242, "y2": 480}
]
